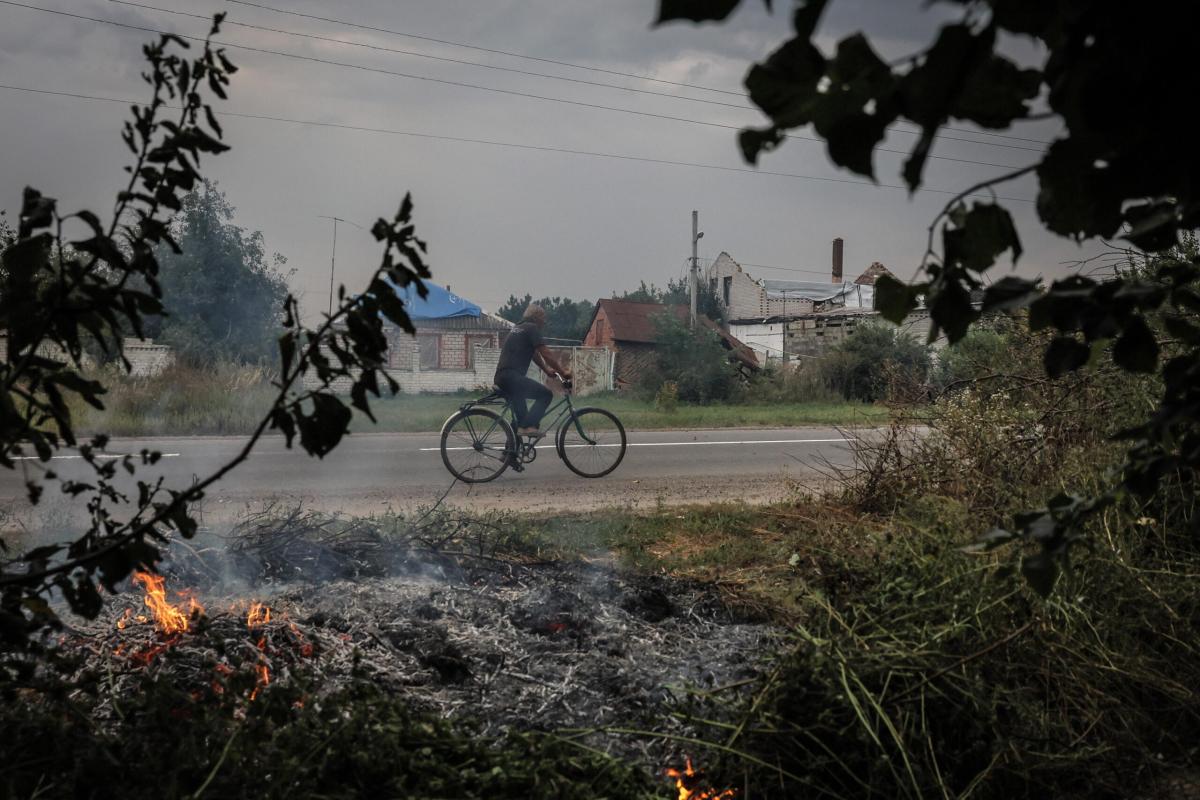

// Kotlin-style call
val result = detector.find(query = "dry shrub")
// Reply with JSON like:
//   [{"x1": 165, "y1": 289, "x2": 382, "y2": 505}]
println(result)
[
  {"x1": 71, "y1": 361, "x2": 278, "y2": 436},
  {"x1": 686, "y1": 323, "x2": 1200, "y2": 799},
  {"x1": 836, "y1": 323, "x2": 1153, "y2": 524}
]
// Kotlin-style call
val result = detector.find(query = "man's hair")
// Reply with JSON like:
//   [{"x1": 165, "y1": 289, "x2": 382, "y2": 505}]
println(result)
[{"x1": 522, "y1": 303, "x2": 546, "y2": 323}]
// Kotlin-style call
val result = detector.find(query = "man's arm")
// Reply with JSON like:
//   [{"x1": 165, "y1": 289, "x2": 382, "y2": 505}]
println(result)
[{"x1": 534, "y1": 345, "x2": 571, "y2": 379}]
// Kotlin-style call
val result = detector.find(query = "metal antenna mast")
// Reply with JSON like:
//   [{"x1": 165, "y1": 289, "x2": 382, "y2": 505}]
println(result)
[{"x1": 317, "y1": 215, "x2": 365, "y2": 317}]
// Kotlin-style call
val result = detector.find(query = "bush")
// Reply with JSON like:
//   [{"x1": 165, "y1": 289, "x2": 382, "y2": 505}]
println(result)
[
  {"x1": 737, "y1": 361, "x2": 842, "y2": 404},
  {"x1": 643, "y1": 313, "x2": 739, "y2": 403},
  {"x1": 821, "y1": 321, "x2": 931, "y2": 402},
  {"x1": 932, "y1": 319, "x2": 1018, "y2": 390},
  {"x1": 654, "y1": 380, "x2": 679, "y2": 412}
]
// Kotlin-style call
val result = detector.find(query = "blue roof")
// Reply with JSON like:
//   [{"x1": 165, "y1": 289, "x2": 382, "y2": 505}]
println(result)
[{"x1": 392, "y1": 280, "x2": 482, "y2": 321}]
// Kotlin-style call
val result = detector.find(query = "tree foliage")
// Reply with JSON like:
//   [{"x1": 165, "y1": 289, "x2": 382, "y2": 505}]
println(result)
[
  {"x1": 660, "y1": 0, "x2": 1200, "y2": 595},
  {"x1": 823, "y1": 321, "x2": 930, "y2": 402},
  {"x1": 146, "y1": 180, "x2": 290, "y2": 365},
  {"x1": 647, "y1": 312, "x2": 739, "y2": 403},
  {"x1": 618, "y1": 277, "x2": 723, "y2": 322},
  {"x1": 0, "y1": 18, "x2": 430, "y2": 657}
]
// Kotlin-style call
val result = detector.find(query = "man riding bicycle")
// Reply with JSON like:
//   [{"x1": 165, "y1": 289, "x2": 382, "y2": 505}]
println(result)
[{"x1": 494, "y1": 304, "x2": 572, "y2": 438}]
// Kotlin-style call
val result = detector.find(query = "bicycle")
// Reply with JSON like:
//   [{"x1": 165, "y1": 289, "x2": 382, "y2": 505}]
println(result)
[{"x1": 439, "y1": 375, "x2": 627, "y2": 483}]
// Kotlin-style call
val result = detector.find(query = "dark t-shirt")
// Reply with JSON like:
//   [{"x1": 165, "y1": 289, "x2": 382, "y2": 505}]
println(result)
[{"x1": 495, "y1": 322, "x2": 544, "y2": 376}]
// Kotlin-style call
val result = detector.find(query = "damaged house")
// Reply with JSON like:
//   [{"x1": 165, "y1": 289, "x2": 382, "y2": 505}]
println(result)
[
  {"x1": 710, "y1": 239, "x2": 925, "y2": 365},
  {"x1": 583, "y1": 298, "x2": 758, "y2": 390}
]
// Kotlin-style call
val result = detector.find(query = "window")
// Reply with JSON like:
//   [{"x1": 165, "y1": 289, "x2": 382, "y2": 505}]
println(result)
[
  {"x1": 466, "y1": 334, "x2": 492, "y2": 368},
  {"x1": 418, "y1": 333, "x2": 440, "y2": 369},
  {"x1": 723, "y1": 276, "x2": 732, "y2": 307}
]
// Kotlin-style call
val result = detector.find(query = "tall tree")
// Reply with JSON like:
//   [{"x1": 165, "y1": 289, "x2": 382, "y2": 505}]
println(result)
[
  {"x1": 660, "y1": 0, "x2": 1200, "y2": 594},
  {"x1": 150, "y1": 181, "x2": 290, "y2": 365}
]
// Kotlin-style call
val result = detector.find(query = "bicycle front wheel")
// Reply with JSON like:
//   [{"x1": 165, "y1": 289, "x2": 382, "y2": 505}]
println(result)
[
  {"x1": 557, "y1": 407, "x2": 626, "y2": 478},
  {"x1": 440, "y1": 408, "x2": 515, "y2": 483}
]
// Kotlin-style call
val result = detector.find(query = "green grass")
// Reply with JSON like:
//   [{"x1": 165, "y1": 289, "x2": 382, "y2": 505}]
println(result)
[
  {"x1": 356, "y1": 392, "x2": 889, "y2": 433},
  {"x1": 70, "y1": 367, "x2": 889, "y2": 437}
]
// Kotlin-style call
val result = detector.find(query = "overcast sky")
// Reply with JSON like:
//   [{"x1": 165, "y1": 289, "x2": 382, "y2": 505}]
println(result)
[{"x1": 1, "y1": 0, "x2": 1106, "y2": 320}]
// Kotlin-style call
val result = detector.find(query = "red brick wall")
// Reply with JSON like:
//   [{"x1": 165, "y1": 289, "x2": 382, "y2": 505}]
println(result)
[
  {"x1": 584, "y1": 306, "x2": 613, "y2": 348},
  {"x1": 613, "y1": 343, "x2": 657, "y2": 390}
]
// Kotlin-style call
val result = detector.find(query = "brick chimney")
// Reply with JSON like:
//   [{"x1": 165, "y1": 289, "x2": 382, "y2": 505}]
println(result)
[{"x1": 832, "y1": 237, "x2": 844, "y2": 283}]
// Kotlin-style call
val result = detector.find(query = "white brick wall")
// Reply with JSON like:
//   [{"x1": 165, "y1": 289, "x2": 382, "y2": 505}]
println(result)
[
  {"x1": 0, "y1": 335, "x2": 165, "y2": 374},
  {"x1": 123, "y1": 338, "x2": 174, "y2": 377},
  {"x1": 306, "y1": 342, "x2": 502, "y2": 394},
  {"x1": 709, "y1": 252, "x2": 816, "y2": 319}
]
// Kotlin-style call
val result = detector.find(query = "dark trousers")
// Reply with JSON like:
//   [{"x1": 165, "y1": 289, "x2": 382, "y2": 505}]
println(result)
[{"x1": 495, "y1": 369, "x2": 552, "y2": 430}]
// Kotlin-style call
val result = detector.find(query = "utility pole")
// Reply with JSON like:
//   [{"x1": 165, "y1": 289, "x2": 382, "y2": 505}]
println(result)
[
  {"x1": 317, "y1": 215, "x2": 364, "y2": 317},
  {"x1": 690, "y1": 210, "x2": 703, "y2": 330}
]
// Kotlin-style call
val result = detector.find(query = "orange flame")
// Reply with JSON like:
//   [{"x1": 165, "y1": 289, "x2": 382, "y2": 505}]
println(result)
[
  {"x1": 247, "y1": 602, "x2": 272, "y2": 629},
  {"x1": 249, "y1": 663, "x2": 270, "y2": 700},
  {"x1": 131, "y1": 570, "x2": 202, "y2": 634},
  {"x1": 665, "y1": 759, "x2": 736, "y2": 800},
  {"x1": 116, "y1": 608, "x2": 133, "y2": 630}
]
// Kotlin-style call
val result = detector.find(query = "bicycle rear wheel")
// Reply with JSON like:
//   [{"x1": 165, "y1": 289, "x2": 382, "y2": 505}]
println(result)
[
  {"x1": 440, "y1": 408, "x2": 515, "y2": 483},
  {"x1": 557, "y1": 407, "x2": 626, "y2": 478}
]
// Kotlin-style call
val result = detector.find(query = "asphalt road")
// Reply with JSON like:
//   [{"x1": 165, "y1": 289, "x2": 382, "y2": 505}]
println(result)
[{"x1": 0, "y1": 427, "x2": 862, "y2": 531}]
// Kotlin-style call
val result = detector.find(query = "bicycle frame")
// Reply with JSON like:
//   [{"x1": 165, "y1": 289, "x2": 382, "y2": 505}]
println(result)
[{"x1": 459, "y1": 383, "x2": 594, "y2": 447}]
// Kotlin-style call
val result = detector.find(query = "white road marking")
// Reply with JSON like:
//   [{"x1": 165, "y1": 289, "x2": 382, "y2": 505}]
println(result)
[
  {"x1": 424, "y1": 437, "x2": 848, "y2": 452},
  {"x1": 11, "y1": 453, "x2": 182, "y2": 461}
]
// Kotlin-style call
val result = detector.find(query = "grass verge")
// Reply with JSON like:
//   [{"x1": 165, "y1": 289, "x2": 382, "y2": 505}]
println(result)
[
  {"x1": 69, "y1": 364, "x2": 888, "y2": 436},
  {"x1": 504, "y1": 498, "x2": 1200, "y2": 799}
]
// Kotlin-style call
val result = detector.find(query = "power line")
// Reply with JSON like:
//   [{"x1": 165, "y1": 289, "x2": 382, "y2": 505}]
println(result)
[
  {"x1": 0, "y1": 82, "x2": 1036, "y2": 204},
  {"x1": 4, "y1": 1, "x2": 1041, "y2": 167},
  {"x1": 220, "y1": 0, "x2": 746, "y2": 97},
  {"x1": 109, "y1": 0, "x2": 757, "y2": 112},
  {"x1": 700, "y1": 257, "x2": 831, "y2": 277},
  {"x1": 105, "y1": 1, "x2": 1039, "y2": 168},
  {"x1": 215, "y1": 0, "x2": 1055, "y2": 148}
]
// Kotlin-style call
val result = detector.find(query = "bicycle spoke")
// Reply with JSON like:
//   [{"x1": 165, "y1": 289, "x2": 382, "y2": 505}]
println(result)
[
  {"x1": 441, "y1": 409, "x2": 513, "y2": 483},
  {"x1": 559, "y1": 408, "x2": 625, "y2": 478}
]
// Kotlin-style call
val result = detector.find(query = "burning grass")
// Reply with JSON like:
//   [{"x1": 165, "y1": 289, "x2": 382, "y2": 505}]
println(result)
[{"x1": 0, "y1": 506, "x2": 763, "y2": 799}]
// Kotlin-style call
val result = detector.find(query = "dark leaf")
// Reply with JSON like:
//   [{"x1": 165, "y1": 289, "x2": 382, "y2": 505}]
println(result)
[
  {"x1": 960, "y1": 527, "x2": 1015, "y2": 553},
  {"x1": 1020, "y1": 552, "x2": 1059, "y2": 597},
  {"x1": 1036, "y1": 139, "x2": 1124, "y2": 240},
  {"x1": 656, "y1": 0, "x2": 745, "y2": 24},
  {"x1": 790, "y1": 0, "x2": 829, "y2": 38},
  {"x1": 296, "y1": 394, "x2": 352, "y2": 458},
  {"x1": 1162, "y1": 315, "x2": 1200, "y2": 346},
  {"x1": 982, "y1": 276, "x2": 1041, "y2": 312},
  {"x1": 1112, "y1": 316, "x2": 1159, "y2": 373},
  {"x1": 902, "y1": 128, "x2": 936, "y2": 192},
  {"x1": 278, "y1": 332, "x2": 296, "y2": 374},
  {"x1": 943, "y1": 203, "x2": 1023, "y2": 272},
  {"x1": 1124, "y1": 201, "x2": 1179, "y2": 251},
  {"x1": 744, "y1": 36, "x2": 825, "y2": 124},
  {"x1": 737, "y1": 126, "x2": 784, "y2": 164},
  {"x1": 929, "y1": 277, "x2": 978, "y2": 343},
  {"x1": 19, "y1": 187, "x2": 56, "y2": 236},
  {"x1": 874, "y1": 274, "x2": 920, "y2": 324},
  {"x1": 1044, "y1": 336, "x2": 1089, "y2": 378},
  {"x1": 953, "y1": 56, "x2": 1041, "y2": 129}
]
